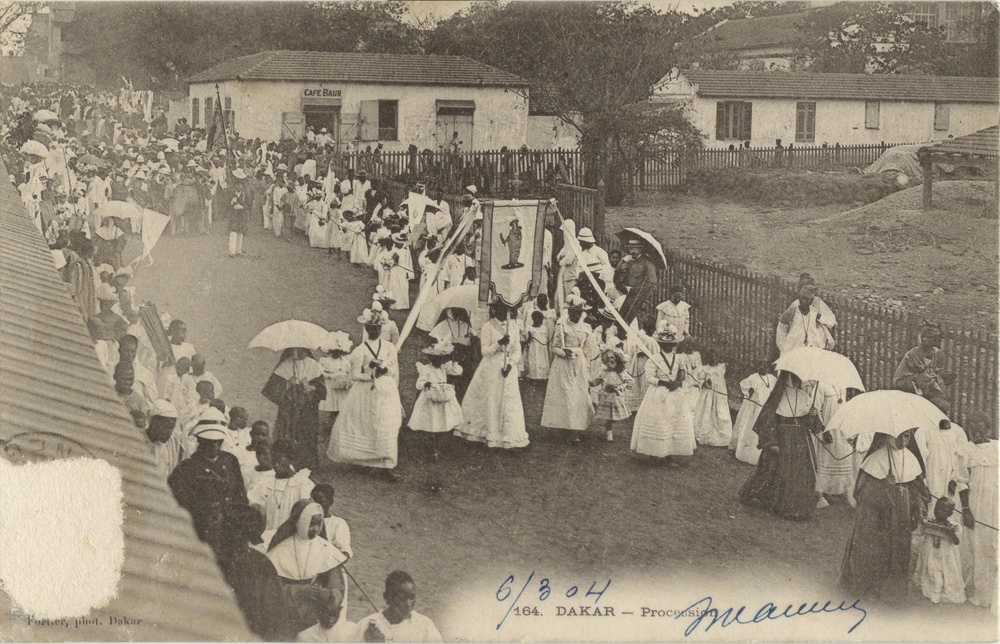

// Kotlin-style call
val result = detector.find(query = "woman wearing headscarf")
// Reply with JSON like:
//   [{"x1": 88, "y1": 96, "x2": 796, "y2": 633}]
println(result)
[
  {"x1": 839, "y1": 429, "x2": 929, "y2": 601},
  {"x1": 262, "y1": 347, "x2": 327, "y2": 470},
  {"x1": 267, "y1": 500, "x2": 347, "y2": 632}
]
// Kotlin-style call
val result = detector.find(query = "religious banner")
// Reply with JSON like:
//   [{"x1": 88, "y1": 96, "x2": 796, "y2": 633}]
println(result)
[{"x1": 478, "y1": 200, "x2": 548, "y2": 307}]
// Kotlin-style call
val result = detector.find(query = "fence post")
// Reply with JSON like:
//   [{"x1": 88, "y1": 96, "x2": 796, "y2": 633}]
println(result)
[{"x1": 595, "y1": 179, "x2": 606, "y2": 240}]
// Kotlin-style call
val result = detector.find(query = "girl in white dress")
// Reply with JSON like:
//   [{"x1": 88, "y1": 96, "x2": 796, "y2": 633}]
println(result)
[
  {"x1": 455, "y1": 302, "x2": 529, "y2": 449},
  {"x1": 393, "y1": 232, "x2": 415, "y2": 282},
  {"x1": 677, "y1": 338, "x2": 703, "y2": 415},
  {"x1": 307, "y1": 190, "x2": 330, "y2": 248},
  {"x1": 345, "y1": 213, "x2": 368, "y2": 264},
  {"x1": 419, "y1": 247, "x2": 443, "y2": 298},
  {"x1": 409, "y1": 340, "x2": 464, "y2": 435},
  {"x1": 631, "y1": 322, "x2": 696, "y2": 465},
  {"x1": 325, "y1": 194, "x2": 342, "y2": 255},
  {"x1": 730, "y1": 365, "x2": 777, "y2": 465},
  {"x1": 541, "y1": 290, "x2": 594, "y2": 440},
  {"x1": 954, "y1": 413, "x2": 998, "y2": 611},
  {"x1": 328, "y1": 308, "x2": 402, "y2": 480},
  {"x1": 692, "y1": 350, "x2": 732, "y2": 447},
  {"x1": 370, "y1": 292, "x2": 400, "y2": 344},
  {"x1": 916, "y1": 497, "x2": 965, "y2": 604},
  {"x1": 317, "y1": 331, "x2": 353, "y2": 449},
  {"x1": 655, "y1": 285, "x2": 691, "y2": 340},
  {"x1": 625, "y1": 318, "x2": 658, "y2": 413},
  {"x1": 523, "y1": 310, "x2": 552, "y2": 380}
]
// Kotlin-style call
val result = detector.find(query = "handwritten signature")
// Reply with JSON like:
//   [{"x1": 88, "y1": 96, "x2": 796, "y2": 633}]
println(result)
[{"x1": 677, "y1": 595, "x2": 867, "y2": 636}]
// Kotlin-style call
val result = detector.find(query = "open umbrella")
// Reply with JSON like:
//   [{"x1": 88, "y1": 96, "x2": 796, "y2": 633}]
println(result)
[
  {"x1": 19, "y1": 140, "x2": 48, "y2": 158},
  {"x1": 248, "y1": 320, "x2": 330, "y2": 352},
  {"x1": 416, "y1": 284, "x2": 479, "y2": 332},
  {"x1": 94, "y1": 201, "x2": 143, "y2": 225},
  {"x1": 826, "y1": 390, "x2": 947, "y2": 439},
  {"x1": 616, "y1": 228, "x2": 669, "y2": 269},
  {"x1": 33, "y1": 109, "x2": 59, "y2": 123},
  {"x1": 77, "y1": 153, "x2": 107, "y2": 168},
  {"x1": 774, "y1": 347, "x2": 865, "y2": 393}
]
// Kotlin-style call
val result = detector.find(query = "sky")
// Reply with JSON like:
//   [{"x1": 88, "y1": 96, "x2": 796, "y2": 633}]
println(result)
[{"x1": 402, "y1": 0, "x2": 738, "y2": 24}]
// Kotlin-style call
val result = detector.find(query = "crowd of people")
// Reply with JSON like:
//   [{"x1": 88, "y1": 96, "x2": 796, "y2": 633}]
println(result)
[{"x1": 4, "y1": 80, "x2": 997, "y2": 636}]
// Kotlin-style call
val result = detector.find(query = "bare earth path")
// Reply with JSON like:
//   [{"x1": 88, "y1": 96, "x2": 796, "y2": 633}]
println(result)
[{"x1": 134, "y1": 224, "x2": 993, "y2": 640}]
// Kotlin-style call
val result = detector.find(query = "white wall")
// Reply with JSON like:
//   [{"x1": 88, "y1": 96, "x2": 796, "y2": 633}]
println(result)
[
  {"x1": 686, "y1": 96, "x2": 999, "y2": 147},
  {"x1": 189, "y1": 80, "x2": 530, "y2": 151},
  {"x1": 526, "y1": 115, "x2": 581, "y2": 149}
]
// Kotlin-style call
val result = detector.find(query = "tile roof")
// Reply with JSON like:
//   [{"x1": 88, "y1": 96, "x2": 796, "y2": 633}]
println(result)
[
  {"x1": 695, "y1": 9, "x2": 817, "y2": 53},
  {"x1": 188, "y1": 50, "x2": 527, "y2": 88},
  {"x1": 923, "y1": 125, "x2": 999, "y2": 158},
  {"x1": 683, "y1": 70, "x2": 1000, "y2": 103},
  {"x1": 0, "y1": 163, "x2": 252, "y2": 641}
]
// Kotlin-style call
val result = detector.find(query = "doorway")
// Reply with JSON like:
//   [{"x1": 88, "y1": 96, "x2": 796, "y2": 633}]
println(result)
[{"x1": 303, "y1": 105, "x2": 340, "y2": 146}]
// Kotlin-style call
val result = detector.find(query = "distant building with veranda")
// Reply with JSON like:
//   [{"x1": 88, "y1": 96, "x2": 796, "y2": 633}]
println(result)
[
  {"x1": 652, "y1": 70, "x2": 999, "y2": 149},
  {"x1": 186, "y1": 50, "x2": 532, "y2": 151}
]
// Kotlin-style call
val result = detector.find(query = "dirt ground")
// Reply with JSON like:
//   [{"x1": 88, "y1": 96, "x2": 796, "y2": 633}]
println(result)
[
  {"x1": 607, "y1": 180, "x2": 999, "y2": 329},
  {"x1": 133, "y1": 221, "x2": 993, "y2": 640}
]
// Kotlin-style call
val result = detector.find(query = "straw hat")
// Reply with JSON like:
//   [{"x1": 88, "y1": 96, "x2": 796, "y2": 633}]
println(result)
[
  {"x1": 373, "y1": 285, "x2": 396, "y2": 306},
  {"x1": 565, "y1": 287, "x2": 587, "y2": 310},
  {"x1": 323, "y1": 330, "x2": 353, "y2": 353}
]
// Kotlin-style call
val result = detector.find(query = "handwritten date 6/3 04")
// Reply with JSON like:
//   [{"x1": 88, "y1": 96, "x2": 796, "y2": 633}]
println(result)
[{"x1": 495, "y1": 572, "x2": 611, "y2": 630}]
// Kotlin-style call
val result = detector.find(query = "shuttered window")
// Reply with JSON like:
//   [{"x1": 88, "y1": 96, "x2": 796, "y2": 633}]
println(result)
[
  {"x1": 378, "y1": 100, "x2": 398, "y2": 141},
  {"x1": 865, "y1": 100, "x2": 879, "y2": 129},
  {"x1": 205, "y1": 97, "x2": 214, "y2": 125},
  {"x1": 934, "y1": 103, "x2": 950, "y2": 130},
  {"x1": 191, "y1": 98, "x2": 200, "y2": 127},
  {"x1": 796, "y1": 102, "x2": 816, "y2": 143},
  {"x1": 359, "y1": 100, "x2": 378, "y2": 141},
  {"x1": 715, "y1": 101, "x2": 752, "y2": 140}
]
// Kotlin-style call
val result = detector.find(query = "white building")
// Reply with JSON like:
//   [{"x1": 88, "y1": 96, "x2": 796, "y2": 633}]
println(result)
[
  {"x1": 186, "y1": 50, "x2": 530, "y2": 151},
  {"x1": 652, "y1": 70, "x2": 999, "y2": 149}
]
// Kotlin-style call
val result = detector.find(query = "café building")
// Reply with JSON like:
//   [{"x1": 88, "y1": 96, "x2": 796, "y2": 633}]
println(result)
[{"x1": 186, "y1": 50, "x2": 531, "y2": 151}]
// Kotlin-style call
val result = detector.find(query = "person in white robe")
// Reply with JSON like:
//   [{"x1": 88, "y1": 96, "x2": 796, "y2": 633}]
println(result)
[
  {"x1": 631, "y1": 322, "x2": 695, "y2": 464},
  {"x1": 655, "y1": 285, "x2": 691, "y2": 340},
  {"x1": 317, "y1": 331, "x2": 353, "y2": 453},
  {"x1": 575, "y1": 227, "x2": 612, "y2": 283},
  {"x1": 455, "y1": 302, "x2": 529, "y2": 449},
  {"x1": 812, "y1": 382, "x2": 855, "y2": 505},
  {"x1": 354, "y1": 571, "x2": 443, "y2": 643},
  {"x1": 776, "y1": 283, "x2": 837, "y2": 355},
  {"x1": 692, "y1": 355, "x2": 732, "y2": 447},
  {"x1": 540, "y1": 290, "x2": 594, "y2": 437},
  {"x1": 248, "y1": 439, "x2": 315, "y2": 531},
  {"x1": 730, "y1": 366, "x2": 777, "y2": 465},
  {"x1": 386, "y1": 236, "x2": 411, "y2": 310},
  {"x1": 328, "y1": 307, "x2": 402, "y2": 479},
  {"x1": 953, "y1": 411, "x2": 997, "y2": 611},
  {"x1": 307, "y1": 191, "x2": 330, "y2": 248}
]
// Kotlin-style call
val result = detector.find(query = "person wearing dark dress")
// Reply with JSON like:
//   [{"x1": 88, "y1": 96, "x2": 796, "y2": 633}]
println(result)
[
  {"x1": 216, "y1": 504, "x2": 299, "y2": 642},
  {"x1": 738, "y1": 371, "x2": 824, "y2": 520},
  {"x1": 262, "y1": 348, "x2": 327, "y2": 470},
  {"x1": 839, "y1": 430, "x2": 929, "y2": 602},
  {"x1": 616, "y1": 240, "x2": 659, "y2": 325},
  {"x1": 167, "y1": 414, "x2": 249, "y2": 557}
]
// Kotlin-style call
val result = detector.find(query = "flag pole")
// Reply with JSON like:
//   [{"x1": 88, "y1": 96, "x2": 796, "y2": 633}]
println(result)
[{"x1": 214, "y1": 83, "x2": 234, "y2": 168}]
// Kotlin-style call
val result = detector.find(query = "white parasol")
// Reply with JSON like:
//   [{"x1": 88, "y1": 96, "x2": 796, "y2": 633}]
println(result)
[
  {"x1": 248, "y1": 320, "x2": 330, "y2": 352},
  {"x1": 774, "y1": 347, "x2": 865, "y2": 393},
  {"x1": 826, "y1": 390, "x2": 947, "y2": 439},
  {"x1": 617, "y1": 227, "x2": 669, "y2": 269}
]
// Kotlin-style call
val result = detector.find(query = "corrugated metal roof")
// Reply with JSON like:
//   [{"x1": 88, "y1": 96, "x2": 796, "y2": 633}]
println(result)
[
  {"x1": 923, "y1": 125, "x2": 999, "y2": 158},
  {"x1": 188, "y1": 50, "x2": 527, "y2": 88},
  {"x1": 0, "y1": 162, "x2": 254, "y2": 641},
  {"x1": 684, "y1": 70, "x2": 1000, "y2": 103}
]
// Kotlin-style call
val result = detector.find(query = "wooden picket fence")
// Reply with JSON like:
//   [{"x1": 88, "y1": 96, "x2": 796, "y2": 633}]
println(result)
[
  {"x1": 598, "y1": 234, "x2": 998, "y2": 426},
  {"x1": 348, "y1": 142, "x2": 902, "y2": 193},
  {"x1": 374, "y1": 171, "x2": 996, "y2": 426}
]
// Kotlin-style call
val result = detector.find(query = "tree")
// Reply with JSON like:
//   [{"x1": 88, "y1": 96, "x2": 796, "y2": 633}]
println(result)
[
  {"x1": 426, "y1": 2, "x2": 704, "y2": 203},
  {"x1": 0, "y1": 1, "x2": 44, "y2": 54},
  {"x1": 64, "y1": 1, "x2": 419, "y2": 89},
  {"x1": 793, "y1": 1, "x2": 997, "y2": 76}
]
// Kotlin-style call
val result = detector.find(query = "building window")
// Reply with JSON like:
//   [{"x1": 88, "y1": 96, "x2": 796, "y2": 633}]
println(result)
[
  {"x1": 796, "y1": 101, "x2": 816, "y2": 143},
  {"x1": 908, "y1": 3, "x2": 939, "y2": 28},
  {"x1": 436, "y1": 100, "x2": 475, "y2": 152},
  {"x1": 205, "y1": 97, "x2": 214, "y2": 125},
  {"x1": 223, "y1": 97, "x2": 234, "y2": 130},
  {"x1": 191, "y1": 98, "x2": 200, "y2": 127},
  {"x1": 865, "y1": 100, "x2": 880, "y2": 129},
  {"x1": 715, "y1": 101, "x2": 752, "y2": 140},
  {"x1": 934, "y1": 103, "x2": 950, "y2": 130},
  {"x1": 377, "y1": 100, "x2": 398, "y2": 141},
  {"x1": 944, "y1": 2, "x2": 978, "y2": 42}
]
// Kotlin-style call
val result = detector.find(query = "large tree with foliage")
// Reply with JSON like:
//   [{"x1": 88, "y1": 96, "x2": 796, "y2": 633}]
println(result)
[
  {"x1": 426, "y1": 1, "x2": 703, "y2": 203},
  {"x1": 793, "y1": 1, "x2": 998, "y2": 76},
  {"x1": 64, "y1": 1, "x2": 419, "y2": 89},
  {"x1": 0, "y1": 1, "x2": 44, "y2": 54}
]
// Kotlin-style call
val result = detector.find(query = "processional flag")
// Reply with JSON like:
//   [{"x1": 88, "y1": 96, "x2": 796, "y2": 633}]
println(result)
[{"x1": 478, "y1": 200, "x2": 549, "y2": 307}]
